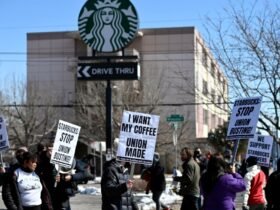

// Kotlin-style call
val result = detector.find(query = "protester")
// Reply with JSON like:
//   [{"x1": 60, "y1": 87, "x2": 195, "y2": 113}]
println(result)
[
  {"x1": 200, "y1": 154, "x2": 246, "y2": 210},
  {"x1": 36, "y1": 143, "x2": 46, "y2": 165},
  {"x1": 1, "y1": 146, "x2": 28, "y2": 189},
  {"x1": 265, "y1": 158, "x2": 280, "y2": 210},
  {"x1": 238, "y1": 158, "x2": 248, "y2": 177},
  {"x1": 101, "y1": 138, "x2": 138, "y2": 210},
  {"x1": 141, "y1": 152, "x2": 169, "y2": 210},
  {"x1": 8, "y1": 146, "x2": 28, "y2": 173},
  {"x1": 101, "y1": 156, "x2": 138, "y2": 210},
  {"x1": 193, "y1": 147, "x2": 208, "y2": 210},
  {"x1": 242, "y1": 156, "x2": 267, "y2": 210},
  {"x1": 173, "y1": 147, "x2": 200, "y2": 210},
  {"x1": 36, "y1": 141, "x2": 88, "y2": 210},
  {"x1": 2, "y1": 151, "x2": 53, "y2": 210},
  {"x1": 75, "y1": 154, "x2": 96, "y2": 184}
]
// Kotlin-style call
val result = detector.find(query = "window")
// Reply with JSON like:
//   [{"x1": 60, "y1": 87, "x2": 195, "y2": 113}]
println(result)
[
  {"x1": 202, "y1": 49, "x2": 208, "y2": 68},
  {"x1": 211, "y1": 89, "x2": 215, "y2": 102},
  {"x1": 203, "y1": 80, "x2": 208, "y2": 95},
  {"x1": 211, "y1": 114, "x2": 216, "y2": 128},
  {"x1": 217, "y1": 71, "x2": 221, "y2": 82},
  {"x1": 218, "y1": 117, "x2": 223, "y2": 126},
  {"x1": 211, "y1": 62, "x2": 215, "y2": 77},
  {"x1": 203, "y1": 109, "x2": 208, "y2": 125}
]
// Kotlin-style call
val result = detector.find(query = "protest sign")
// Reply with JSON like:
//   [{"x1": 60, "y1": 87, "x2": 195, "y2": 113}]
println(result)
[
  {"x1": 227, "y1": 96, "x2": 262, "y2": 140},
  {"x1": 50, "y1": 120, "x2": 81, "y2": 168},
  {"x1": 246, "y1": 135, "x2": 273, "y2": 167},
  {"x1": 0, "y1": 116, "x2": 9, "y2": 151},
  {"x1": 117, "y1": 111, "x2": 160, "y2": 165}
]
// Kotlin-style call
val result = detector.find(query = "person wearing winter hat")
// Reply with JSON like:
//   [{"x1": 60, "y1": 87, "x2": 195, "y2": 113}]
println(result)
[
  {"x1": 242, "y1": 156, "x2": 267, "y2": 210},
  {"x1": 101, "y1": 138, "x2": 138, "y2": 210}
]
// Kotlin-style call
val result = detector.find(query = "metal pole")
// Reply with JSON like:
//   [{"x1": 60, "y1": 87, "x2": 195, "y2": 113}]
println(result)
[
  {"x1": 100, "y1": 143, "x2": 103, "y2": 176},
  {"x1": 106, "y1": 80, "x2": 112, "y2": 152},
  {"x1": 130, "y1": 163, "x2": 135, "y2": 179},
  {"x1": 175, "y1": 133, "x2": 178, "y2": 169},
  {"x1": 231, "y1": 139, "x2": 240, "y2": 164},
  {"x1": 93, "y1": 149, "x2": 96, "y2": 177},
  {"x1": 173, "y1": 122, "x2": 178, "y2": 169},
  {"x1": 0, "y1": 153, "x2": 3, "y2": 165}
]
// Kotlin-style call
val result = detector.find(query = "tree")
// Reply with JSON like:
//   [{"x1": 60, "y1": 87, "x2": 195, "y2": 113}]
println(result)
[
  {"x1": 0, "y1": 80, "x2": 57, "y2": 149},
  {"x1": 204, "y1": 1, "x2": 280, "y2": 141},
  {"x1": 208, "y1": 122, "x2": 248, "y2": 156},
  {"x1": 75, "y1": 78, "x2": 168, "y2": 146}
]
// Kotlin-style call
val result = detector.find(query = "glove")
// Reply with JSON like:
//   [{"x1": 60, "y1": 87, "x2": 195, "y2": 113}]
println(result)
[
  {"x1": 242, "y1": 205, "x2": 249, "y2": 210},
  {"x1": 173, "y1": 176, "x2": 179, "y2": 182}
]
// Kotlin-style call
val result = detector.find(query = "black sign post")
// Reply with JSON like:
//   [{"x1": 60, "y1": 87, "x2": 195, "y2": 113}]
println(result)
[
  {"x1": 77, "y1": 0, "x2": 140, "y2": 160},
  {"x1": 106, "y1": 80, "x2": 112, "y2": 152},
  {"x1": 77, "y1": 55, "x2": 139, "y2": 155}
]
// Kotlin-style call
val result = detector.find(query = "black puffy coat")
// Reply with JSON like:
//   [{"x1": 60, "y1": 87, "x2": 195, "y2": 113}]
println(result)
[
  {"x1": 101, "y1": 159, "x2": 138, "y2": 210},
  {"x1": 146, "y1": 162, "x2": 166, "y2": 192},
  {"x1": 265, "y1": 170, "x2": 280, "y2": 210}
]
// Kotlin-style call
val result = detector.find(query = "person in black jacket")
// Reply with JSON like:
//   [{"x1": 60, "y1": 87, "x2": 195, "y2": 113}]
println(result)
[
  {"x1": 265, "y1": 158, "x2": 280, "y2": 210},
  {"x1": 143, "y1": 153, "x2": 169, "y2": 210},
  {"x1": 101, "y1": 157, "x2": 138, "y2": 210},
  {"x1": 36, "y1": 141, "x2": 89, "y2": 210}
]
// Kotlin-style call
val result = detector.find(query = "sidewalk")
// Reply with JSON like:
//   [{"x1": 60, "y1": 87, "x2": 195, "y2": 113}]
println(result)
[{"x1": 0, "y1": 182, "x2": 244, "y2": 210}]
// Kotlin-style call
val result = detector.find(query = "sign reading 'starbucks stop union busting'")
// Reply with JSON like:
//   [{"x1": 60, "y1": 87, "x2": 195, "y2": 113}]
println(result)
[{"x1": 78, "y1": 0, "x2": 139, "y2": 53}]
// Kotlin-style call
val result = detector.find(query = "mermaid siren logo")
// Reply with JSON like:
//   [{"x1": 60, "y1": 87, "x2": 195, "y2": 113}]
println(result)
[{"x1": 78, "y1": 0, "x2": 139, "y2": 52}]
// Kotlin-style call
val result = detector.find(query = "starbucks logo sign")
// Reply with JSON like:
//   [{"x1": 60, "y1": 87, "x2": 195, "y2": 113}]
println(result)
[{"x1": 78, "y1": 0, "x2": 139, "y2": 53}]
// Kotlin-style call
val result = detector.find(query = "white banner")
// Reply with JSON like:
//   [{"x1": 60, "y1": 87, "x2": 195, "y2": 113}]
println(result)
[
  {"x1": 0, "y1": 116, "x2": 9, "y2": 151},
  {"x1": 246, "y1": 135, "x2": 273, "y2": 167},
  {"x1": 50, "y1": 120, "x2": 81, "y2": 168},
  {"x1": 117, "y1": 111, "x2": 160, "y2": 165},
  {"x1": 227, "y1": 96, "x2": 262, "y2": 140}
]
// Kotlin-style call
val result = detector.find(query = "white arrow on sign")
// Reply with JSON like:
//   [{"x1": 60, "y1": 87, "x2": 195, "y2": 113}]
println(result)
[{"x1": 77, "y1": 66, "x2": 91, "y2": 78}]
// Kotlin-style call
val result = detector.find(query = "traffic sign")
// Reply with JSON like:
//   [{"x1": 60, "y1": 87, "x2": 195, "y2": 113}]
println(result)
[
  {"x1": 167, "y1": 114, "x2": 184, "y2": 122},
  {"x1": 77, "y1": 62, "x2": 140, "y2": 80}
]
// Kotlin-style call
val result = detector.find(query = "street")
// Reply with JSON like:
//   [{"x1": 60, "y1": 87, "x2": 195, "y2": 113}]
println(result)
[{"x1": 0, "y1": 184, "x2": 244, "y2": 210}]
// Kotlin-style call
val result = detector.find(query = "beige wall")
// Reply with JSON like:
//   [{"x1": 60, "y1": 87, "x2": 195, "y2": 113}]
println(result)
[{"x1": 27, "y1": 27, "x2": 228, "y2": 154}]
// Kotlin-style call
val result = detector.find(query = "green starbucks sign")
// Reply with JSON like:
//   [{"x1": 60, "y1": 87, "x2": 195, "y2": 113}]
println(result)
[{"x1": 78, "y1": 0, "x2": 139, "y2": 53}]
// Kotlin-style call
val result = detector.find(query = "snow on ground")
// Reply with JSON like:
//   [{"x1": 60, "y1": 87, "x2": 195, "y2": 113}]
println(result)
[{"x1": 77, "y1": 176, "x2": 182, "y2": 210}]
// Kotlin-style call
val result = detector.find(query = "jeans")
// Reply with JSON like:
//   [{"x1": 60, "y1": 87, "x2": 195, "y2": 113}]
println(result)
[
  {"x1": 249, "y1": 204, "x2": 265, "y2": 210},
  {"x1": 181, "y1": 195, "x2": 199, "y2": 210},
  {"x1": 152, "y1": 190, "x2": 169, "y2": 210}
]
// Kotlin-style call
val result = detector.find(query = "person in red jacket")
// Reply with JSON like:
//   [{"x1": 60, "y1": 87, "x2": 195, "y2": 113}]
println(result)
[{"x1": 242, "y1": 156, "x2": 267, "y2": 210}]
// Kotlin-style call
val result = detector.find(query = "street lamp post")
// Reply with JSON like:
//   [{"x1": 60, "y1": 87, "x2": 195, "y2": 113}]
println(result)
[{"x1": 173, "y1": 122, "x2": 178, "y2": 169}]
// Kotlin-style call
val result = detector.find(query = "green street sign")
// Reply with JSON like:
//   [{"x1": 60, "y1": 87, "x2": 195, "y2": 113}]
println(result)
[{"x1": 167, "y1": 114, "x2": 184, "y2": 122}]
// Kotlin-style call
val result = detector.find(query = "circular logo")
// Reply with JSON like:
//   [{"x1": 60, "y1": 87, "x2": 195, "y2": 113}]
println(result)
[{"x1": 78, "y1": 0, "x2": 139, "y2": 53}]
